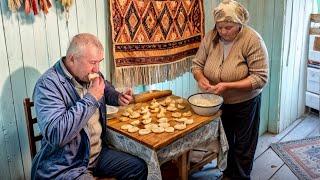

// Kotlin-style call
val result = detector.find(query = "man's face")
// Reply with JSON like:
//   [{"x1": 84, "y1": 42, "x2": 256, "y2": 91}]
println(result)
[
  {"x1": 70, "y1": 46, "x2": 104, "y2": 83},
  {"x1": 216, "y1": 21, "x2": 241, "y2": 42}
]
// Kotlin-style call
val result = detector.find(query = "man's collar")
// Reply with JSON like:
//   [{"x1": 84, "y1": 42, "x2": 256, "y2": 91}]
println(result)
[{"x1": 59, "y1": 57, "x2": 73, "y2": 80}]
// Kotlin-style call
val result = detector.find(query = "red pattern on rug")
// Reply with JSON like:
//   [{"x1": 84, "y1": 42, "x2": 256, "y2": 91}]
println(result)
[
  {"x1": 109, "y1": 0, "x2": 205, "y2": 87},
  {"x1": 271, "y1": 136, "x2": 320, "y2": 180}
]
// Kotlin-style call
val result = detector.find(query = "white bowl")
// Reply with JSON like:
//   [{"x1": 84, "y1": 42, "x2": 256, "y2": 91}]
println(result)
[
  {"x1": 106, "y1": 105, "x2": 119, "y2": 119},
  {"x1": 187, "y1": 93, "x2": 223, "y2": 116}
]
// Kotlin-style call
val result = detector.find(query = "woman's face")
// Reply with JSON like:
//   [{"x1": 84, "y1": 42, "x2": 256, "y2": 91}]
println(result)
[{"x1": 216, "y1": 21, "x2": 241, "y2": 42}]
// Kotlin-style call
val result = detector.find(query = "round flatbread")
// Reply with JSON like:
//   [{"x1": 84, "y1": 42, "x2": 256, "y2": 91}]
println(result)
[
  {"x1": 138, "y1": 129, "x2": 151, "y2": 135},
  {"x1": 128, "y1": 126, "x2": 139, "y2": 133},
  {"x1": 174, "y1": 123, "x2": 186, "y2": 130},
  {"x1": 165, "y1": 127, "x2": 175, "y2": 133},
  {"x1": 177, "y1": 104, "x2": 185, "y2": 109},
  {"x1": 172, "y1": 112, "x2": 182, "y2": 118},
  {"x1": 122, "y1": 111, "x2": 130, "y2": 117},
  {"x1": 129, "y1": 112, "x2": 140, "y2": 119},
  {"x1": 185, "y1": 119, "x2": 194, "y2": 125},
  {"x1": 150, "y1": 108, "x2": 160, "y2": 113},
  {"x1": 121, "y1": 124, "x2": 133, "y2": 130},
  {"x1": 151, "y1": 126, "x2": 164, "y2": 133},
  {"x1": 157, "y1": 117, "x2": 168, "y2": 123},
  {"x1": 130, "y1": 120, "x2": 140, "y2": 126},
  {"x1": 175, "y1": 117, "x2": 188, "y2": 122},
  {"x1": 142, "y1": 113, "x2": 151, "y2": 120},
  {"x1": 158, "y1": 122, "x2": 170, "y2": 128},
  {"x1": 177, "y1": 98, "x2": 184, "y2": 104},
  {"x1": 119, "y1": 117, "x2": 130, "y2": 122},
  {"x1": 182, "y1": 111, "x2": 192, "y2": 117},
  {"x1": 144, "y1": 123, "x2": 158, "y2": 130},
  {"x1": 142, "y1": 118, "x2": 152, "y2": 125},
  {"x1": 167, "y1": 106, "x2": 177, "y2": 112},
  {"x1": 140, "y1": 107, "x2": 149, "y2": 114}
]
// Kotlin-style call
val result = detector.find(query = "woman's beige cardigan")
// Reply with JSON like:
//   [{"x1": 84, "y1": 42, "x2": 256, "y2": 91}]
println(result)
[{"x1": 192, "y1": 26, "x2": 269, "y2": 104}]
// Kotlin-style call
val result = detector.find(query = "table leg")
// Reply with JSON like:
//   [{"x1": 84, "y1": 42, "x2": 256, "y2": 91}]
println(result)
[{"x1": 178, "y1": 151, "x2": 189, "y2": 180}]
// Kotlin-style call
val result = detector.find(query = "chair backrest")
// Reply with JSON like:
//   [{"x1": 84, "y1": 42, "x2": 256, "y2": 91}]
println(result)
[{"x1": 23, "y1": 98, "x2": 42, "y2": 159}]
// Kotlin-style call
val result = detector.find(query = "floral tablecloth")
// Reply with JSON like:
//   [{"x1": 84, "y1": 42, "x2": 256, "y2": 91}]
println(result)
[{"x1": 106, "y1": 117, "x2": 228, "y2": 180}]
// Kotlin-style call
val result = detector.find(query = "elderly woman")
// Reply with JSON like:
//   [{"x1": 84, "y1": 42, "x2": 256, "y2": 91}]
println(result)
[{"x1": 192, "y1": 0, "x2": 269, "y2": 179}]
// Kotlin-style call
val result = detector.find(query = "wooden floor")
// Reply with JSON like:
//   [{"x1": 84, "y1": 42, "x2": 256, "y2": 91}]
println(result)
[
  {"x1": 189, "y1": 111, "x2": 320, "y2": 180},
  {"x1": 252, "y1": 111, "x2": 320, "y2": 180}
]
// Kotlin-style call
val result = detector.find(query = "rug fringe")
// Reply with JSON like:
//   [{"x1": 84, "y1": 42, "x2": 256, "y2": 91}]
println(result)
[{"x1": 115, "y1": 56, "x2": 193, "y2": 88}]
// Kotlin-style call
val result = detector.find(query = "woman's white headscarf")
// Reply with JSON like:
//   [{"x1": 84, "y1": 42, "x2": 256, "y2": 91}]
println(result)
[{"x1": 213, "y1": 0, "x2": 249, "y2": 25}]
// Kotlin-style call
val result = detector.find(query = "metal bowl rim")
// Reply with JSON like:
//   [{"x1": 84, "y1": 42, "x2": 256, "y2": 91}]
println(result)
[{"x1": 187, "y1": 92, "x2": 223, "y2": 108}]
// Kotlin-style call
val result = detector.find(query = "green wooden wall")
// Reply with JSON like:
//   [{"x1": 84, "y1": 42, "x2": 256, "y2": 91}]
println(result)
[{"x1": 0, "y1": 0, "x2": 312, "y2": 179}]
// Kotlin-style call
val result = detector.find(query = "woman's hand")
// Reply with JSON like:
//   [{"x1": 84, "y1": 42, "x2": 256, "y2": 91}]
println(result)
[
  {"x1": 209, "y1": 82, "x2": 228, "y2": 95},
  {"x1": 197, "y1": 76, "x2": 211, "y2": 91}
]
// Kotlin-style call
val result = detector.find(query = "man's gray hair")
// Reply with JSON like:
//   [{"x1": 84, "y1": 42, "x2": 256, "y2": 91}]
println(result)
[{"x1": 66, "y1": 33, "x2": 103, "y2": 58}]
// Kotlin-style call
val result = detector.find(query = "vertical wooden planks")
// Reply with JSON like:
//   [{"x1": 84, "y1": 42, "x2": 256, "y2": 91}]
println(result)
[
  {"x1": 288, "y1": 0, "x2": 305, "y2": 126},
  {"x1": 268, "y1": 0, "x2": 286, "y2": 133},
  {"x1": 257, "y1": 0, "x2": 274, "y2": 135},
  {"x1": 96, "y1": 0, "x2": 108, "y2": 78},
  {"x1": 175, "y1": 75, "x2": 183, "y2": 97},
  {"x1": 44, "y1": 1, "x2": 61, "y2": 66},
  {"x1": 0, "y1": 0, "x2": 26, "y2": 179},
  {"x1": 17, "y1": 10, "x2": 38, "y2": 180},
  {"x1": 204, "y1": 0, "x2": 213, "y2": 32},
  {"x1": 169, "y1": 79, "x2": 177, "y2": 95},
  {"x1": 162, "y1": 80, "x2": 170, "y2": 91},
  {"x1": 18, "y1": 14, "x2": 37, "y2": 96},
  {"x1": 189, "y1": 75, "x2": 198, "y2": 95},
  {"x1": 56, "y1": 1, "x2": 79, "y2": 56},
  {"x1": 0, "y1": 1, "x2": 14, "y2": 178},
  {"x1": 275, "y1": 0, "x2": 294, "y2": 133},
  {"x1": 33, "y1": 12, "x2": 50, "y2": 72},
  {"x1": 76, "y1": 0, "x2": 98, "y2": 34},
  {"x1": 277, "y1": 0, "x2": 317, "y2": 132},
  {"x1": 182, "y1": 72, "x2": 191, "y2": 98},
  {"x1": 279, "y1": 0, "x2": 298, "y2": 132}
]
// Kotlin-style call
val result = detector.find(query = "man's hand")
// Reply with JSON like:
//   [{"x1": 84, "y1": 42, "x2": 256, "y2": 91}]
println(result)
[
  {"x1": 118, "y1": 88, "x2": 133, "y2": 106},
  {"x1": 88, "y1": 77, "x2": 105, "y2": 101}
]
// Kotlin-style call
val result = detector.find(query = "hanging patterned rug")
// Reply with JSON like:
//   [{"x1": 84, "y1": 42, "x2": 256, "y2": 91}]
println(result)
[
  {"x1": 271, "y1": 136, "x2": 320, "y2": 180},
  {"x1": 109, "y1": 0, "x2": 205, "y2": 87}
]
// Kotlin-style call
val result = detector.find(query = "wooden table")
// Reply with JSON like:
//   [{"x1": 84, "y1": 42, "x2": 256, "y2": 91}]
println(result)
[{"x1": 106, "y1": 96, "x2": 227, "y2": 180}]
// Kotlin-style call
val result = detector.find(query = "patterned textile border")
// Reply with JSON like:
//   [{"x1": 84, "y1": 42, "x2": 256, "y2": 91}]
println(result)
[
  {"x1": 109, "y1": 0, "x2": 205, "y2": 87},
  {"x1": 271, "y1": 136, "x2": 320, "y2": 180},
  {"x1": 106, "y1": 118, "x2": 228, "y2": 180}
]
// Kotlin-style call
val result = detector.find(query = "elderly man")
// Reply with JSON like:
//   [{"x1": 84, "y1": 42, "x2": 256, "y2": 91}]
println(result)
[{"x1": 31, "y1": 33, "x2": 147, "y2": 180}]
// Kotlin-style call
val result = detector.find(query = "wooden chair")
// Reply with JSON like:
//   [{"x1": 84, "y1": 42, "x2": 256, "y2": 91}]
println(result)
[
  {"x1": 23, "y1": 98, "x2": 42, "y2": 159},
  {"x1": 23, "y1": 98, "x2": 115, "y2": 180}
]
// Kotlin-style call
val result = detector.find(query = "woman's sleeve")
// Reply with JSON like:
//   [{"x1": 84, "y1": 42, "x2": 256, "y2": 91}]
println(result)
[
  {"x1": 245, "y1": 37, "x2": 269, "y2": 89},
  {"x1": 192, "y1": 32, "x2": 211, "y2": 73}
]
